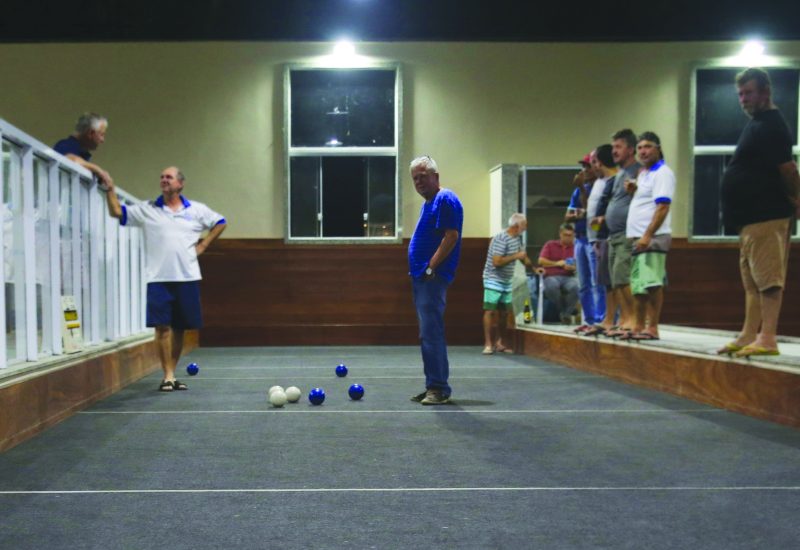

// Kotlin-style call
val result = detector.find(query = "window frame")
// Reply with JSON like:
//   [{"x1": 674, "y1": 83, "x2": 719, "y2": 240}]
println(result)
[
  {"x1": 689, "y1": 60, "x2": 800, "y2": 242},
  {"x1": 283, "y1": 62, "x2": 403, "y2": 244}
]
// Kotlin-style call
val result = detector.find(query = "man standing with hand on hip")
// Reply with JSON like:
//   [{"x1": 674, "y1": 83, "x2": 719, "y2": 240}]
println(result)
[
  {"x1": 105, "y1": 167, "x2": 227, "y2": 391},
  {"x1": 408, "y1": 156, "x2": 463, "y2": 406}
]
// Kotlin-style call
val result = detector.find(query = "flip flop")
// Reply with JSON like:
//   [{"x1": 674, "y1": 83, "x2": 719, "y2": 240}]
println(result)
[
  {"x1": 734, "y1": 345, "x2": 780, "y2": 358},
  {"x1": 494, "y1": 346, "x2": 514, "y2": 354},
  {"x1": 629, "y1": 332, "x2": 659, "y2": 341},
  {"x1": 606, "y1": 328, "x2": 632, "y2": 339},
  {"x1": 583, "y1": 326, "x2": 607, "y2": 337},
  {"x1": 482, "y1": 346, "x2": 494, "y2": 355},
  {"x1": 716, "y1": 342, "x2": 743, "y2": 355}
]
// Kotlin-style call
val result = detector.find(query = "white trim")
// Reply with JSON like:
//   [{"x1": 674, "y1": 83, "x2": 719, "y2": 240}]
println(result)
[
  {"x1": 289, "y1": 147, "x2": 398, "y2": 157},
  {"x1": 118, "y1": 220, "x2": 130, "y2": 337},
  {"x1": 48, "y1": 163, "x2": 62, "y2": 354},
  {"x1": 22, "y1": 147, "x2": 37, "y2": 360},
  {"x1": 0, "y1": 132, "x2": 6, "y2": 368},
  {"x1": 0, "y1": 118, "x2": 92, "y2": 179}
]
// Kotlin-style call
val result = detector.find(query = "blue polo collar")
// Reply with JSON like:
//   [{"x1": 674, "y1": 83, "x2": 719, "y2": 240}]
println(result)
[
  {"x1": 154, "y1": 195, "x2": 191, "y2": 208},
  {"x1": 648, "y1": 160, "x2": 665, "y2": 173}
]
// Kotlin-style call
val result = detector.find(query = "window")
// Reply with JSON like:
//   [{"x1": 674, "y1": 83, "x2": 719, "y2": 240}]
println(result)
[
  {"x1": 691, "y1": 65, "x2": 800, "y2": 238},
  {"x1": 286, "y1": 65, "x2": 401, "y2": 241}
]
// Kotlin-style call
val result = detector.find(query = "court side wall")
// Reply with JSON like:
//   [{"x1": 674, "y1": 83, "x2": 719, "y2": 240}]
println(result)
[{"x1": 2, "y1": 40, "x2": 799, "y2": 239}]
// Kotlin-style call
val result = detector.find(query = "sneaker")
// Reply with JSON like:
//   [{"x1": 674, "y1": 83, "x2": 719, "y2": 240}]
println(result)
[
  {"x1": 410, "y1": 391, "x2": 427, "y2": 402},
  {"x1": 421, "y1": 389, "x2": 450, "y2": 406}
]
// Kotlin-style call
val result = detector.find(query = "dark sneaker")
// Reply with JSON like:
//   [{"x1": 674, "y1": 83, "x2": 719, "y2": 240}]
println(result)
[
  {"x1": 410, "y1": 391, "x2": 427, "y2": 403},
  {"x1": 421, "y1": 390, "x2": 450, "y2": 406}
]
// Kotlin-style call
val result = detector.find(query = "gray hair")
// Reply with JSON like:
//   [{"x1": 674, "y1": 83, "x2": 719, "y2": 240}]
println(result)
[
  {"x1": 409, "y1": 155, "x2": 438, "y2": 174},
  {"x1": 75, "y1": 112, "x2": 107, "y2": 134},
  {"x1": 508, "y1": 213, "x2": 527, "y2": 228},
  {"x1": 175, "y1": 168, "x2": 186, "y2": 183}
]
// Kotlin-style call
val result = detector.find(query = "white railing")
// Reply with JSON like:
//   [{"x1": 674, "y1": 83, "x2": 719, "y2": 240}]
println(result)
[{"x1": 1, "y1": 118, "x2": 147, "y2": 369}]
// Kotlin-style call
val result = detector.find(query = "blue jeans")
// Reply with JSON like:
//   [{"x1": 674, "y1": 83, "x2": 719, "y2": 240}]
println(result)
[
  {"x1": 412, "y1": 276, "x2": 451, "y2": 396},
  {"x1": 575, "y1": 237, "x2": 605, "y2": 324}
]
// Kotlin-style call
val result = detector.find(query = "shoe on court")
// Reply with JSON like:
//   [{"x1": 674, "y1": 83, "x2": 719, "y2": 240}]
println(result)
[
  {"x1": 410, "y1": 391, "x2": 427, "y2": 402},
  {"x1": 421, "y1": 390, "x2": 450, "y2": 406}
]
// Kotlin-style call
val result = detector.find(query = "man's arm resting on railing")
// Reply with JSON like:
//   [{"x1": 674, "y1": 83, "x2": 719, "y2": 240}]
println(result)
[
  {"x1": 65, "y1": 154, "x2": 112, "y2": 186},
  {"x1": 105, "y1": 180, "x2": 123, "y2": 219}
]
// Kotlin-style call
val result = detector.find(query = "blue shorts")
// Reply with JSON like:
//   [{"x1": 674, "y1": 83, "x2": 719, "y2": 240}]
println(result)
[{"x1": 146, "y1": 281, "x2": 203, "y2": 330}]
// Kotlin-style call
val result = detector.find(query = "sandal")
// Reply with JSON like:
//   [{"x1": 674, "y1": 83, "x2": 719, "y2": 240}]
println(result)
[
  {"x1": 158, "y1": 380, "x2": 174, "y2": 392},
  {"x1": 482, "y1": 346, "x2": 494, "y2": 355},
  {"x1": 583, "y1": 325, "x2": 607, "y2": 337},
  {"x1": 629, "y1": 332, "x2": 659, "y2": 341},
  {"x1": 734, "y1": 344, "x2": 779, "y2": 358},
  {"x1": 494, "y1": 345, "x2": 514, "y2": 354},
  {"x1": 716, "y1": 342, "x2": 743, "y2": 355},
  {"x1": 172, "y1": 379, "x2": 188, "y2": 390},
  {"x1": 607, "y1": 328, "x2": 632, "y2": 339}
]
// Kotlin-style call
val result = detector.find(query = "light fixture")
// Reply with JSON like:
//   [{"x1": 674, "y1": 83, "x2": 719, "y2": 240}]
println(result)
[
  {"x1": 735, "y1": 39, "x2": 767, "y2": 66},
  {"x1": 333, "y1": 40, "x2": 356, "y2": 58}
]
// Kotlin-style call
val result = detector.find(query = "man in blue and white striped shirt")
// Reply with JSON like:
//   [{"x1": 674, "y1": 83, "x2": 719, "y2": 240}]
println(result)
[{"x1": 482, "y1": 213, "x2": 532, "y2": 354}]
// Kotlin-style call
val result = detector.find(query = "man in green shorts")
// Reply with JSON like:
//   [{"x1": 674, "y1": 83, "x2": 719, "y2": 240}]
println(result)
[
  {"x1": 623, "y1": 132, "x2": 675, "y2": 341},
  {"x1": 481, "y1": 213, "x2": 532, "y2": 354}
]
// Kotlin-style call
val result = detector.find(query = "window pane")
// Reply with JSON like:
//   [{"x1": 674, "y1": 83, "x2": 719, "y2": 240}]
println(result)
[
  {"x1": 290, "y1": 157, "x2": 321, "y2": 237},
  {"x1": 34, "y1": 157, "x2": 52, "y2": 356},
  {"x1": 291, "y1": 69, "x2": 396, "y2": 147},
  {"x1": 693, "y1": 155, "x2": 730, "y2": 236},
  {"x1": 696, "y1": 68, "x2": 800, "y2": 146},
  {"x1": 366, "y1": 157, "x2": 396, "y2": 236},
  {"x1": 3, "y1": 140, "x2": 25, "y2": 362},
  {"x1": 322, "y1": 157, "x2": 368, "y2": 237}
]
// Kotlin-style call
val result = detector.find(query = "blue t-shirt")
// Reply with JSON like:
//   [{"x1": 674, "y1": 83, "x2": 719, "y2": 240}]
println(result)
[
  {"x1": 53, "y1": 136, "x2": 91, "y2": 161},
  {"x1": 408, "y1": 188, "x2": 463, "y2": 283},
  {"x1": 568, "y1": 186, "x2": 588, "y2": 237}
]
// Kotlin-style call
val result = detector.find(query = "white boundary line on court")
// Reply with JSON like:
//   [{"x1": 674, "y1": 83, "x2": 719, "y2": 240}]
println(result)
[
  {"x1": 191, "y1": 365, "x2": 548, "y2": 374},
  {"x1": 78, "y1": 408, "x2": 725, "y2": 415},
  {"x1": 181, "y1": 376, "x2": 588, "y2": 380},
  {"x1": 1, "y1": 486, "x2": 798, "y2": 495}
]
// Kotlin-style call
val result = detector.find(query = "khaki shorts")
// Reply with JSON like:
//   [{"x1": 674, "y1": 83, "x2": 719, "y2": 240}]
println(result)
[
  {"x1": 739, "y1": 218, "x2": 791, "y2": 293},
  {"x1": 608, "y1": 232, "x2": 633, "y2": 288}
]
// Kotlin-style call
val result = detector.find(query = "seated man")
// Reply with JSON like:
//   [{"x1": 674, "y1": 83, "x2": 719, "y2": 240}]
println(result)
[{"x1": 538, "y1": 223, "x2": 579, "y2": 323}]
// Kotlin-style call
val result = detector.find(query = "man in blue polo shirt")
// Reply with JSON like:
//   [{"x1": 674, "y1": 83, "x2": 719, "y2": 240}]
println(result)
[
  {"x1": 53, "y1": 112, "x2": 113, "y2": 189},
  {"x1": 408, "y1": 156, "x2": 463, "y2": 406},
  {"x1": 105, "y1": 166, "x2": 227, "y2": 392}
]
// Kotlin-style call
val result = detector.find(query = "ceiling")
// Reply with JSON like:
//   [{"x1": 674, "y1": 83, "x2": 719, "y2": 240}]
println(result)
[{"x1": 4, "y1": 0, "x2": 799, "y2": 43}]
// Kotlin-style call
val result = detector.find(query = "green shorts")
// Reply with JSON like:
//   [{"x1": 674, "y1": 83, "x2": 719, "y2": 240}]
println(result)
[
  {"x1": 483, "y1": 288, "x2": 512, "y2": 310},
  {"x1": 630, "y1": 252, "x2": 667, "y2": 295}
]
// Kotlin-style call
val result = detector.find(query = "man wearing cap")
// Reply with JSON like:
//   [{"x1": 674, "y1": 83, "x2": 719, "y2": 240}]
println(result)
[
  {"x1": 566, "y1": 154, "x2": 601, "y2": 330},
  {"x1": 622, "y1": 132, "x2": 675, "y2": 341},
  {"x1": 718, "y1": 68, "x2": 800, "y2": 357}
]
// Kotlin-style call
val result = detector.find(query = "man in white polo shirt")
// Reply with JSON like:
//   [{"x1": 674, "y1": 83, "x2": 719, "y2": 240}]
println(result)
[
  {"x1": 622, "y1": 132, "x2": 675, "y2": 342},
  {"x1": 105, "y1": 167, "x2": 226, "y2": 391}
]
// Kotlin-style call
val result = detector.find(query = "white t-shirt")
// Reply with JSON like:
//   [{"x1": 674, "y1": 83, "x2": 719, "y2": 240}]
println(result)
[
  {"x1": 121, "y1": 196, "x2": 225, "y2": 283},
  {"x1": 626, "y1": 161, "x2": 675, "y2": 238},
  {"x1": 586, "y1": 178, "x2": 607, "y2": 242}
]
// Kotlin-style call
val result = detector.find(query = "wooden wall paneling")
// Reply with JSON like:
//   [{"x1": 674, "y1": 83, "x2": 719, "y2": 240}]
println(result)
[
  {"x1": 520, "y1": 330, "x2": 800, "y2": 428},
  {"x1": 0, "y1": 333, "x2": 198, "y2": 452},
  {"x1": 198, "y1": 238, "x2": 800, "y2": 346}
]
